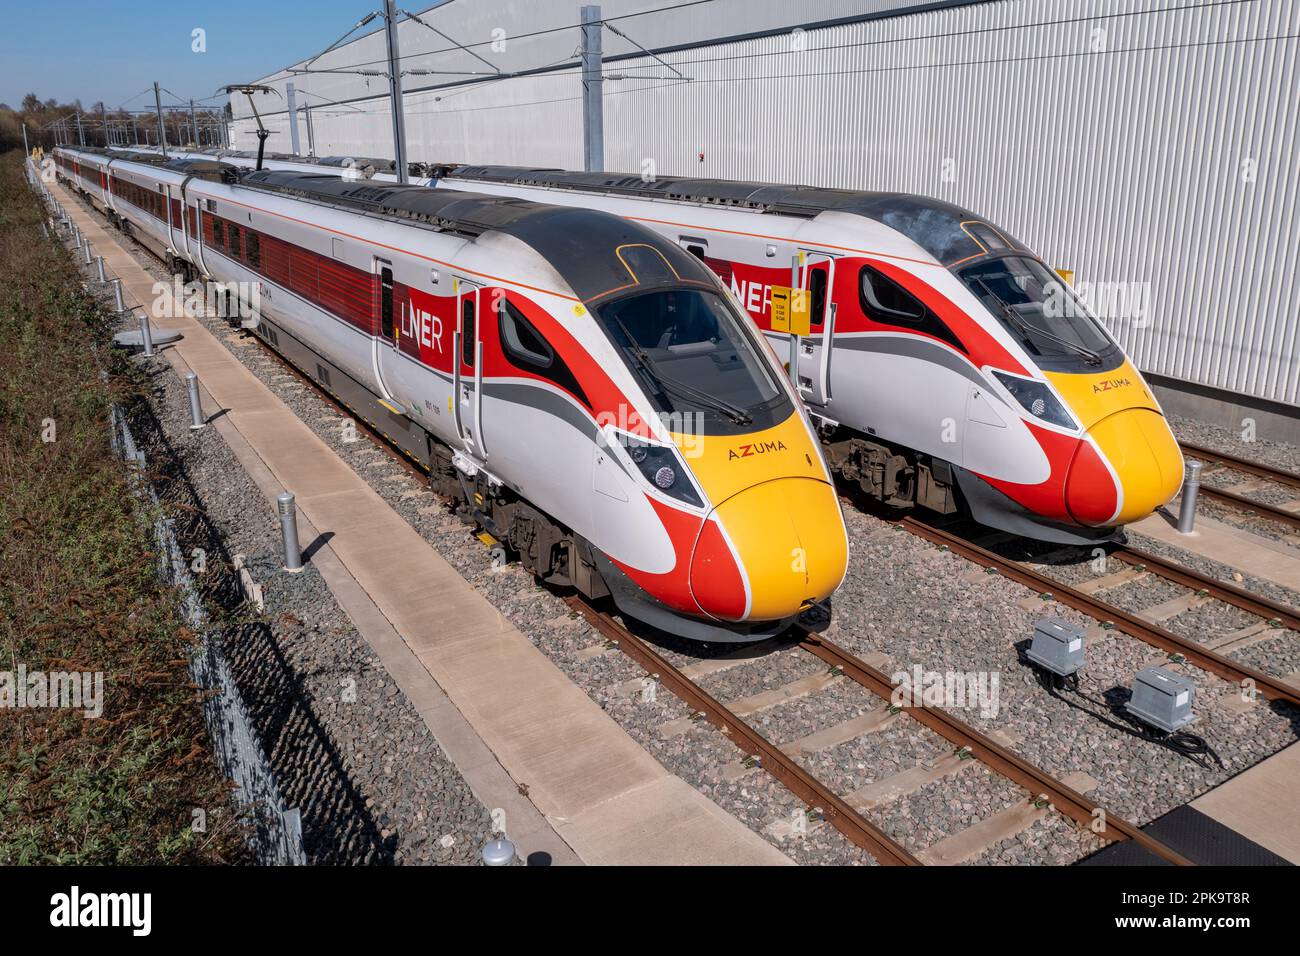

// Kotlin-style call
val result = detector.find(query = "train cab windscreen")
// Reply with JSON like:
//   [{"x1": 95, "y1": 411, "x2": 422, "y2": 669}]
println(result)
[
  {"x1": 596, "y1": 289, "x2": 788, "y2": 430},
  {"x1": 959, "y1": 255, "x2": 1118, "y2": 370}
]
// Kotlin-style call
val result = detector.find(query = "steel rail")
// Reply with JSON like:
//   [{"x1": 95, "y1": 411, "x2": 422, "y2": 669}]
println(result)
[
  {"x1": 1194, "y1": 484, "x2": 1300, "y2": 532},
  {"x1": 1180, "y1": 441, "x2": 1300, "y2": 491},
  {"x1": 1113, "y1": 546, "x2": 1300, "y2": 632},
  {"x1": 796, "y1": 630, "x2": 1192, "y2": 865},
  {"x1": 565, "y1": 595, "x2": 922, "y2": 865},
  {"x1": 898, "y1": 517, "x2": 1300, "y2": 708}
]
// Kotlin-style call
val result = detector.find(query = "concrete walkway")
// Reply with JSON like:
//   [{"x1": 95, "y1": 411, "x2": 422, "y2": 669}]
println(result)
[
  {"x1": 1192, "y1": 742, "x2": 1300, "y2": 864},
  {"x1": 54, "y1": 182, "x2": 791, "y2": 867},
  {"x1": 1131, "y1": 502, "x2": 1300, "y2": 593}
]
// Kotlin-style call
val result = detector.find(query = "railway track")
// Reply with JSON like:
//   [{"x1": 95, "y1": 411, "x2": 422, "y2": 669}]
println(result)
[
  {"x1": 568, "y1": 595, "x2": 1191, "y2": 866},
  {"x1": 59, "y1": 187, "x2": 1267, "y2": 867},
  {"x1": 209, "y1": 312, "x2": 1186, "y2": 866},
  {"x1": 1179, "y1": 441, "x2": 1300, "y2": 532},
  {"x1": 191, "y1": 315, "x2": 1193, "y2": 867},
  {"x1": 900, "y1": 517, "x2": 1300, "y2": 708}
]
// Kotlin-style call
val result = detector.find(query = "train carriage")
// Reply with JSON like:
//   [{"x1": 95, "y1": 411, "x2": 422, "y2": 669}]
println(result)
[
  {"x1": 56, "y1": 147, "x2": 849, "y2": 642},
  {"x1": 51, "y1": 145, "x2": 113, "y2": 214},
  {"x1": 143, "y1": 146, "x2": 1184, "y2": 544},
  {"x1": 430, "y1": 167, "x2": 1186, "y2": 545}
]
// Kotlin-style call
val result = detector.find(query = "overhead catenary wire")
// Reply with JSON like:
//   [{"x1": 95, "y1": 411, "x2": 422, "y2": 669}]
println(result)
[
  {"x1": 227, "y1": 0, "x2": 1272, "y2": 123},
  {"x1": 263, "y1": 29, "x2": 1297, "y2": 122},
  {"x1": 294, "y1": 0, "x2": 723, "y2": 74}
]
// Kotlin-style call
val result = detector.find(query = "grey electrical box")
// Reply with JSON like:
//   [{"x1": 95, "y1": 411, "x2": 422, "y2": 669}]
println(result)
[
  {"x1": 1027, "y1": 616, "x2": 1086, "y2": 676},
  {"x1": 1126, "y1": 667, "x2": 1196, "y2": 733}
]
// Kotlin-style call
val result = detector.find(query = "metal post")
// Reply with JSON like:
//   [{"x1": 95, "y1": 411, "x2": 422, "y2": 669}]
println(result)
[
  {"x1": 303, "y1": 103, "x2": 316, "y2": 156},
  {"x1": 22, "y1": 121, "x2": 30, "y2": 157},
  {"x1": 100, "y1": 103, "x2": 108, "y2": 146},
  {"x1": 580, "y1": 5, "x2": 604, "y2": 172},
  {"x1": 131, "y1": 116, "x2": 138, "y2": 145},
  {"x1": 788, "y1": 253, "x2": 800, "y2": 378},
  {"x1": 112, "y1": 278, "x2": 125, "y2": 312},
  {"x1": 383, "y1": 0, "x2": 410, "y2": 184},
  {"x1": 83, "y1": 242, "x2": 93, "y2": 265},
  {"x1": 286, "y1": 82, "x2": 301, "y2": 155},
  {"x1": 139, "y1": 310, "x2": 155, "y2": 356},
  {"x1": 96, "y1": 255, "x2": 106, "y2": 282},
  {"x1": 278, "y1": 492, "x2": 304, "y2": 572},
  {"x1": 190, "y1": 99, "x2": 200, "y2": 147},
  {"x1": 185, "y1": 372, "x2": 206, "y2": 429},
  {"x1": 154, "y1": 82, "x2": 169, "y2": 158},
  {"x1": 76, "y1": 112, "x2": 85, "y2": 146},
  {"x1": 1176, "y1": 460, "x2": 1203, "y2": 534}
]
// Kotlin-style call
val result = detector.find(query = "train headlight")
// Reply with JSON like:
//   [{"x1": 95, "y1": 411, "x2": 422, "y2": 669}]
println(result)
[
  {"x1": 992, "y1": 371, "x2": 1077, "y2": 430},
  {"x1": 617, "y1": 433, "x2": 704, "y2": 508}
]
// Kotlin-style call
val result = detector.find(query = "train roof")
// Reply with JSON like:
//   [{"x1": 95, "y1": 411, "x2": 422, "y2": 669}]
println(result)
[
  {"x1": 235, "y1": 170, "x2": 718, "y2": 304},
  {"x1": 445, "y1": 165, "x2": 1030, "y2": 268}
]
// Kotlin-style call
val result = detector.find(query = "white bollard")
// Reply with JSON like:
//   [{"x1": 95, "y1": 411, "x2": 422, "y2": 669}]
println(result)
[
  {"x1": 278, "y1": 492, "x2": 304, "y2": 572},
  {"x1": 185, "y1": 372, "x2": 206, "y2": 430},
  {"x1": 138, "y1": 311, "x2": 155, "y2": 356},
  {"x1": 481, "y1": 838, "x2": 516, "y2": 866},
  {"x1": 1177, "y1": 460, "x2": 1203, "y2": 534}
]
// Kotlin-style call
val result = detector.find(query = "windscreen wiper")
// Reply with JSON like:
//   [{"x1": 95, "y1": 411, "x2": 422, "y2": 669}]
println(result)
[
  {"x1": 612, "y1": 317, "x2": 753, "y2": 425},
  {"x1": 974, "y1": 278, "x2": 1103, "y2": 367}
]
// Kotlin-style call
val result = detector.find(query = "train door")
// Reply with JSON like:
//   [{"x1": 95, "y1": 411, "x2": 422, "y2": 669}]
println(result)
[
  {"x1": 452, "y1": 277, "x2": 485, "y2": 458},
  {"x1": 372, "y1": 257, "x2": 399, "y2": 401},
  {"x1": 796, "y1": 251, "x2": 837, "y2": 406},
  {"x1": 193, "y1": 198, "x2": 209, "y2": 278}
]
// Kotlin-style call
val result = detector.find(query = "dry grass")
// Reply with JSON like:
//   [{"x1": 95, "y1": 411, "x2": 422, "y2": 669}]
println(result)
[{"x1": 0, "y1": 151, "x2": 249, "y2": 863}]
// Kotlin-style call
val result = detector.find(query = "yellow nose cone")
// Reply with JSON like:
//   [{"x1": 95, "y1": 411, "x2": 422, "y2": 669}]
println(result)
[
  {"x1": 702, "y1": 477, "x2": 848, "y2": 621},
  {"x1": 1087, "y1": 408, "x2": 1184, "y2": 525}
]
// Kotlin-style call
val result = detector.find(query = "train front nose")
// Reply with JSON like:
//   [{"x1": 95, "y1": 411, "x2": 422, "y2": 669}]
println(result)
[
  {"x1": 689, "y1": 477, "x2": 848, "y2": 622},
  {"x1": 1064, "y1": 408, "x2": 1184, "y2": 527}
]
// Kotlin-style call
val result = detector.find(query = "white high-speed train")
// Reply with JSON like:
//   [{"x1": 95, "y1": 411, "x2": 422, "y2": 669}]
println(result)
[
  {"x1": 52, "y1": 144, "x2": 849, "y2": 642},
  {"x1": 116, "y1": 145, "x2": 1183, "y2": 544}
]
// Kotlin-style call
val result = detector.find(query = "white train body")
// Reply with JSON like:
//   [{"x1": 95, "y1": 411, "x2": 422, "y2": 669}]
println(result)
[
  {"x1": 53, "y1": 146, "x2": 849, "y2": 642},
  {"x1": 117, "y1": 146, "x2": 1184, "y2": 543}
]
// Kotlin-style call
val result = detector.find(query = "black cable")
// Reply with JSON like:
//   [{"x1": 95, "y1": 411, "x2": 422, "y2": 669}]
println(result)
[{"x1": 1035, "y1": 669, "x2": 1224, "y2": 772}]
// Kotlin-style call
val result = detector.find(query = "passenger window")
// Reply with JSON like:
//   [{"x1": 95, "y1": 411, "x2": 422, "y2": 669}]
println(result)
[
  {"x1": 461, "y1": 299, "x2": 476, "y2": 368},
  {"x1": 247, "y1": 232, "x2": 260, "y2": 269},
  {"x1": 380, "y1": 266, "x2": 394, "y2": 338},
  {"x1": 860, "y1": 263, "x2": 968, "y2": 355},
  {"x1": 860, "y1": 265, "x2": 924, "y2": 322},
  {"x1": 498, "y1": 297, "x2": 589, "y2": 404},
  {"x1": 498, "y1": 298, "x2": 553, "y2": 368},
  {"x1": 229, "y1": 227, "x2": 241, "y2": 261}
]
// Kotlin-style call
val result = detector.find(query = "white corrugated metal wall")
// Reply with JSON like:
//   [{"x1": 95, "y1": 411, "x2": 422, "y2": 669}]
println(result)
[{"x1": 232, "y1": 0, "x2": 1300, "y2": 407}]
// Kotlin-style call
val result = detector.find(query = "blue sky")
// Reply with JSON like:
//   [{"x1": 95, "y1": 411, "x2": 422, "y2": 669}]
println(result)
[{"x1": 0, "y1": 0, "x2": 388, "y2": 110}]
